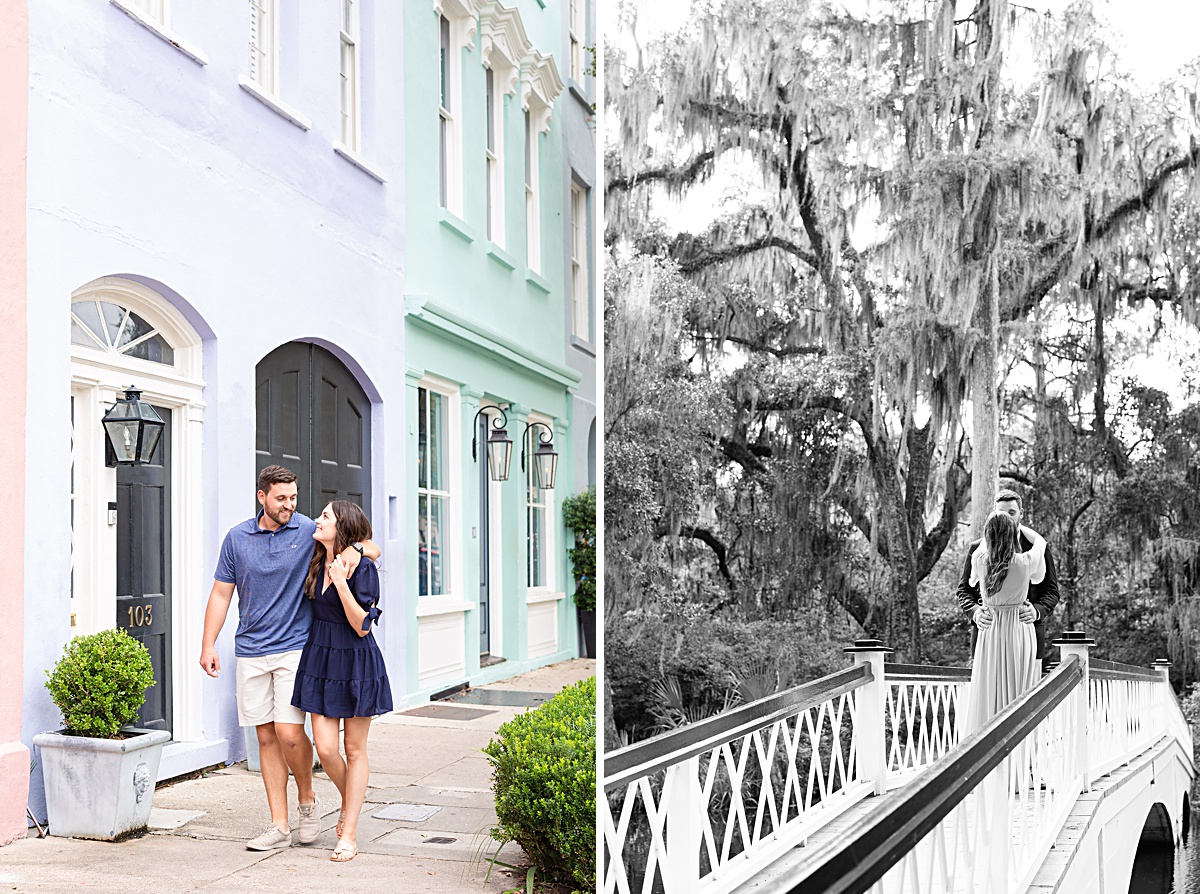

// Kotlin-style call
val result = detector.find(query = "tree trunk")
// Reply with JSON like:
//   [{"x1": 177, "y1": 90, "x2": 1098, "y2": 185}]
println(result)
[
  {"x1": 889, "y1": 574, "x2": 923, "y2": 663},
  {"x1": 970, "y1": 268, "x2": 1001, "y2": 537}
]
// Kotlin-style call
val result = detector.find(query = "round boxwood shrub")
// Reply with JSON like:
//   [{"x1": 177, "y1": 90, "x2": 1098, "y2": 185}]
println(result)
[
  {"x1": 45, "y1": 628, "x2": 155, "y2": 738},
  {"x1": 484, "y1": 676, "x2": 596, "y2": 891}
]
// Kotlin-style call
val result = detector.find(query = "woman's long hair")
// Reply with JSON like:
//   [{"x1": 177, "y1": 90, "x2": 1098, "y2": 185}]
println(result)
[
  {"x1": 983, "y1": 511, "x2": 1018, "y2": 596},
  {"x1": 305, "y1": 500, "x2": 373, "y2": 598}
]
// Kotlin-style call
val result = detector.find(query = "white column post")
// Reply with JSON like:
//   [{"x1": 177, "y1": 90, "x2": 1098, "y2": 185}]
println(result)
[
  {"x1": 845, "y1": 638, "x2": 893, "y2": 795},
  {"x1": 1053, "y1": 631, "x2": 1095, "y2": 791},
  {"x1": 663, "y1": 755, "x2": 703, "y2": 893},
  {"x1": 1153, "y1": 659, "x2": 1172, "y2": 743}
]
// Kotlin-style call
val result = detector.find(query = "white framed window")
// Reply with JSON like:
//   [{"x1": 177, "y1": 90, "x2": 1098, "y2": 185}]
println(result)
[
  {"x1": 571, "y1": 181, "x2": 590, "y2": 339},
  {"x1": 525, "y1": 420, "x2": 553, "y2": 589},
  {"x1": 439, "y1": 13, "x2": 454, "y2": 208},
  {"x1": 569, "y1": 0, "x2": 585, "y2": 83},
  {"x1": 524, "y1": 110, "x2": 540, "y2": 272},
  {"x1": 248, "y1": 0, "x2": 277, "y2": 92},
  {"x1": 418, "y1": 386, "x2": 453, "y2": 598},
  {"x1": 340, "y1": 0, "x2": 361, "y2": 150},
  {"x1": 72, "y1": 298, "x2": 178, "y2": 366},
  {"x1": 485, "y1": 66, "x2": 504, "y2": 244}
]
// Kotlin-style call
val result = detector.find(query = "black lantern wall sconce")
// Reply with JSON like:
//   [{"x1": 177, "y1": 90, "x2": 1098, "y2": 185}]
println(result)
[
  {"x1": 102, "y1": 387, "x2": 165, "y2": 466},
  {"x1": 522, "y1": 422, "x2": 558, "y2": 491},
  {"x1": 472, "y1": 406, "x2": 513, "y2": 482}
]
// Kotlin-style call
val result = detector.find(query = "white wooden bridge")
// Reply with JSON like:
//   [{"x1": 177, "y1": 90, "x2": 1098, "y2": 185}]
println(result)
[{"x1": 602, "y1": 632, "x2": 1195, "y2": 894}]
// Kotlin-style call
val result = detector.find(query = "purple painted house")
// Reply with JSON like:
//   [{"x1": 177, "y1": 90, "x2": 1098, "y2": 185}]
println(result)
[{"x1": 18, "y1": 0, "x2": 407, "y2": 826}]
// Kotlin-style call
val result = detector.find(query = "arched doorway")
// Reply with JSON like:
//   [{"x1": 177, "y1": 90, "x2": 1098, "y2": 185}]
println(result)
[
  {"x1": 255, "y1": 342, "x2": 371, "y2": 518},
  {"x1": 70, "y1": 277, "x2": 205, "y2": 738}
]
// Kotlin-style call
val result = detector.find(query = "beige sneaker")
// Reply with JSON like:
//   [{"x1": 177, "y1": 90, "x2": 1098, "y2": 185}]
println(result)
[
  {"x1": 247, "y1": 823, "x2": 292, "y2": 851},
  {"x1": 297, "y1": 796, "x2": 321, "y2": 845}
]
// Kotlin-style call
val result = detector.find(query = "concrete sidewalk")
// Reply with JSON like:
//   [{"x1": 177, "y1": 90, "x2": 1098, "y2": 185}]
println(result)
[{"x1": 2, "y1": 659, "x2": 595, "y2": 894}]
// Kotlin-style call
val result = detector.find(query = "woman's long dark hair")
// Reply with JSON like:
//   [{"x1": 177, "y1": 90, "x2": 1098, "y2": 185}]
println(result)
[
  {"x1": 305, "y1": 500, "x2": 372, "y2": 598},
  {"x1": 983, "y1": 511, "x2": 1018, "y2": 596}
]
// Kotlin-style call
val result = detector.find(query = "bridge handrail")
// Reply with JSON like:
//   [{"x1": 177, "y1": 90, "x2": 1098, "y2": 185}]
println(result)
[
  {"x1": 1090, "y1": 658, "x2": 1161, "y2": 682},
  {"x1": 884, "y1": 662, "x2": 971, "y2": 680},
  {"x1": 790, "y1": 655, "x2": 1083, "y2": 894},
  {"x1": 602, "y1": 663, "x2": 871, "y2": 790}
]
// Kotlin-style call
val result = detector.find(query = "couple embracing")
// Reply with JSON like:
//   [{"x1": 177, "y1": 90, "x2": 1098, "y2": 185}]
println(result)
[{"x1": 200, "y1": 465, "x2": 391, "y2": 863}]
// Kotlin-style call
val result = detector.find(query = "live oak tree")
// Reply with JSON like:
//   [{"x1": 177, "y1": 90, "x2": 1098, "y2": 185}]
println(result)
[{"x1": 606, "y1": 0, "x2": 1200, "y2": 660}]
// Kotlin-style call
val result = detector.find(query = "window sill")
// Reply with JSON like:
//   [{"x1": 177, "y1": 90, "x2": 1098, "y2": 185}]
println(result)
[
  {"x1": 487, "y1": 242, "x2": 517, "y2": 271},
  {"x1": 569, "y1": 334, "x2": 595, "y2": 357},
  {"x1": 526, "y1": 589, "x2": 565, "y2": 605},
  {"x1": 110, "y1": 0, "x2": 208, "y2": 65},
  {"x1": 438, "y1": 208, "x2": 477, "y2": 243},
  {"x1": 415, "y1": 599, "x2": 474, "y2": 618},
  {"x1": 568, "y1": 79, "x2": 592, "y2": 108},
  {"x1": 525, "y1": 269, "x2": 552, "y2": 295},
  {"x1": 333, "y1": 142, "x2": 387, "y2": 183},
  {"x1": 237, "y1": 76, "x2": 312, "y2": 130}
]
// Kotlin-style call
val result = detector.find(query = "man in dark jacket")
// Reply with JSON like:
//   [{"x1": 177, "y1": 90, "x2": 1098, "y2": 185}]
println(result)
[{"x1": 956, "y1": 489, "x2": 1060, "y2": 668}]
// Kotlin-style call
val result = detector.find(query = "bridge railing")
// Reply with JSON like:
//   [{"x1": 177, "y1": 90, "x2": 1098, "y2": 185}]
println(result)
[
  {"x1": 601, "y1": 662, "x2": 875, "y2": 894},
  {"x1": 796, "y1": 655, "x2": 1085, "y2": 894},
  {"x1": 883, "y1": 663, "x2": 969, "y2": 783},
  {"x1": 1088, "y1": 657, "x2": 1163, "y2": 781}
]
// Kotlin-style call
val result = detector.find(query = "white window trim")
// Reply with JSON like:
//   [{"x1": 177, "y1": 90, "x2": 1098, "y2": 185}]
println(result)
[
  {"x1": 69, "y1": 277, "x2": 207, "y2": 745},
  {"x1": 479, "y1": 1, "x2": 532, "y2": 246},
  {"x1": 340, "y1": 0, "x2": 362, "y2": 151},
  {"x1": 238, "y1": 75, "x2": 312, "y2": 130},
  {"x1": 484, "y1": 66, "x2": 505, "y2": 246},
  {"x1": 248, "y1": 0, "x2": 278, "y2": 94},
  {"x1": 435, "y1": 0, "x2": 483, "y2": 216},
  {"x1": 571, "y1": 181, "x2": 590, "y2": 340},
  {"x1": 569, "y1": 0, "x2": 585, "y2": 84},
  {"x1": 109, "y1": 0, "x2": 209, "y2": 66},
  {"x1": 417, "y1": 375, "x2": 463, "y2": 610},
  {"x1": 524, "y1": 412, "x2": 555, "y2": 595}
]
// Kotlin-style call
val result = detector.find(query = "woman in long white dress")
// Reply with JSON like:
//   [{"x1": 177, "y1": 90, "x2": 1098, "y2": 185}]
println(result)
[{"x1": 963, "y1": 511, "x2": 1047, "y2": 734}]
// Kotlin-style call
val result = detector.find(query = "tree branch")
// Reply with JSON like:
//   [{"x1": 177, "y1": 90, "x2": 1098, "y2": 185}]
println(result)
[
  {"x1": 675, "y1": 235, "x2": 820, "y2": 273},
  {"x1": 655, "y1": 523, "x2": 736, "y2": 588},
  {"x1": 605, "y1": 149, "x2": 717, "y2": 196}
]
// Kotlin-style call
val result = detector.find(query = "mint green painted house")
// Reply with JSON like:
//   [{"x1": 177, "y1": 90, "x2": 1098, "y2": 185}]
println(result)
[{"x1": 404, "y1": 0, "x2": 578, "y2": 699}]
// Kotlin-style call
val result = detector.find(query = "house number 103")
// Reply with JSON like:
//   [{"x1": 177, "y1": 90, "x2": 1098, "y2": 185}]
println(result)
[{"x1": 127, "y1": 605, "x2": 153, "y2": 628}]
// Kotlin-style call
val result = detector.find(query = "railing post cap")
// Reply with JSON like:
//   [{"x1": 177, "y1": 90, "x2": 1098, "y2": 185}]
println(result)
[
  {"x1": 1051, "y1": 631, "x2": 1096, "y2": 647},
  {"x1": 844, "y1": 638, "x2": 894, "y2": 654},
  {"x1": 1153, "y1": 658, "x2": 1172, "y2": 668}
]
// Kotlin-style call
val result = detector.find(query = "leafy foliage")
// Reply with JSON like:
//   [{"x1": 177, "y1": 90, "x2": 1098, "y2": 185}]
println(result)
[
  {"x1": 563, "y1": 488, "x2": 597, "y2": 611},
  {"x1": 484, "y1": 677, "x2": 597, "y2": 892},
  {"x1": 44, "y1": 628, "x2": 154, "y2": 738}
]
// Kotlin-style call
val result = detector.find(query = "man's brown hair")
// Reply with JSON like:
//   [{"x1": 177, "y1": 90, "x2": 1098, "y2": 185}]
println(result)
[
  {"x1": 257, "y1": 464, "x2": 297, "y2": 495},
  {"x1": 994, "y1": 488, "x2": 1022, "y2": 507}
]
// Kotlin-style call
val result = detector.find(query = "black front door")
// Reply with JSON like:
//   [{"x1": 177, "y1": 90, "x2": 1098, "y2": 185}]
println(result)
[
  {"x1": 256, "y1": 342, "x2": 371, "y2": 518},
  {"x1": 116, "y1": 405, "x2": 171, "y2": 735}
]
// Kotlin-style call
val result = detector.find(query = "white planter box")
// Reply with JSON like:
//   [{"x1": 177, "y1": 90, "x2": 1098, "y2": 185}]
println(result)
[{"x1": 33, "y1": 727, "x2": 170, "y2": 840}]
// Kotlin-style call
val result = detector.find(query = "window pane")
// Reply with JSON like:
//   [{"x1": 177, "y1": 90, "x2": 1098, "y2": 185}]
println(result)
[
  {"x1": 71, "y1": 319, "x2": 102, "y2": 349},
  {"x1": 122, "y1": 333, "x2": 175, "y2": 365},
  {"x1": 115, "y1": 310, "x2": 155, "y2": 349},
  {"x1": 428, "y1": 391, "x2": 445, "y2": 492},
  {"x1": 429, "y1": 496, "x2": 448, "y2": 596},
  {"x1": 418, "y1": 388, "x2": 428, "y2": 490},
  {"x1": 524, "y1": 112, "x2": 532, "y2": 186},
  {"x1": 99, "y1": 301, "x2": 128, "y2": 348},
  {"x1": 72, "y1": 300, "x2": 105, "y2": 345},
  {"x1": 485, "y1": 68, "x2": 494, "y2": 152},
  {"x1": 439, "y1": 16, "x2": 450, "y2": 112},
  {"x1": 527, "y1": 500, "x2": 542, "y2": 587},
  {"x1": 418, "y1": 493, "x2": 430, "y2": 596},
  {"x1": 342, "y1": 0, "x2": 353, "y2": 31},
  {"x1": 440, "y1": 117, "x2": 448, "y2": 207}
]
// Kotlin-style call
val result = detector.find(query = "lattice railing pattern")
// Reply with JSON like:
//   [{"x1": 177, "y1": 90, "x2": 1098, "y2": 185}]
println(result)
[
  {"x1": 866, "y1": 680, "x2": 1080, "y2": 894},
  {"x1": 885, "y1": 674, "x2": 966, "y2": 776},
  {"x1": 1088, "y1": 667, "x2": 1158, "y2": 781},
  {"x1": 602, "y1": 668, "x2": 872, "y2": 894}
]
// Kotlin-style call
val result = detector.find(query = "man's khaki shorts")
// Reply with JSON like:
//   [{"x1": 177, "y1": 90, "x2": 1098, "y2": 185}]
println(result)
[{"x1": 236, "y1": 650, "x2": 307, "y2": 726}]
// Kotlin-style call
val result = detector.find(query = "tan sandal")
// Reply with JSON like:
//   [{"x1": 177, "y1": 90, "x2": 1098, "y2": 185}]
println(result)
[{"x1": 331, "y1": 839, "x2": 358, "y2": 862}]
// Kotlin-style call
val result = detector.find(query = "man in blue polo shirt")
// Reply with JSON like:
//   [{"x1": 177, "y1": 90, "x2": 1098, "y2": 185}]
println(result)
[{"x1": 200, "y1": 464, "x2": 379, "y2": 850}]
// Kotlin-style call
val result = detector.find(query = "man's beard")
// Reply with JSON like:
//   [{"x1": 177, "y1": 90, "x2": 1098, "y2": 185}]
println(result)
[{"x1": 265, "y1": 506, "x2": 294, "y2": 527}]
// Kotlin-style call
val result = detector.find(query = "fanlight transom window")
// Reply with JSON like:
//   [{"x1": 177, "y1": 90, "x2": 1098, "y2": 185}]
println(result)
[{"x1": 71, "y1": 299, "x2": 176, "y2": 365}]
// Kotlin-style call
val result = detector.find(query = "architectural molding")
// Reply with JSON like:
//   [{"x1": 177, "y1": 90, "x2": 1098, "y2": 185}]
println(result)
[
  {"x1": 520, "y1": 50, "x2": 564, "y2": 134},
  {"x1": 434, "y1": 0, "x2": 482, "y2": 50},
  {"x1": 479, "y1": 2, "x2": 531, "y2": 95},
  {"x1": 405, "y1": 294, "x2": 583, "y2": 389}
]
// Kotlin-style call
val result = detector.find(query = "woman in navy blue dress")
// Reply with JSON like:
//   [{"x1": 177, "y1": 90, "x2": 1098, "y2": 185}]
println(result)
[{"x1": 292, "y1": 499, "x2": 392, "y2": 862}]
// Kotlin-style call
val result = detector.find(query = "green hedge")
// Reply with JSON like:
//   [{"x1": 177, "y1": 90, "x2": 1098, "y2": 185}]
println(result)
[
  {"x1": 484, "y1": 676, "x2": 596, "y2": 892},
  {"x1": 562, "y1": 488, "x2": 596, "y2": 611},
  {"x1": 45, "y1": 628, "x2": 154, "y2": 738}
]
